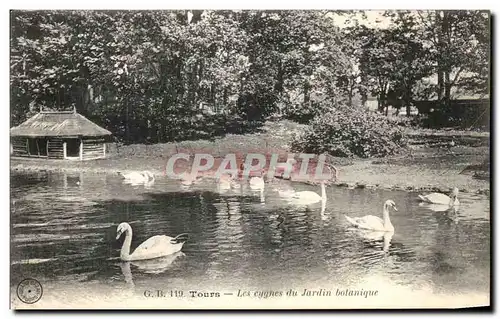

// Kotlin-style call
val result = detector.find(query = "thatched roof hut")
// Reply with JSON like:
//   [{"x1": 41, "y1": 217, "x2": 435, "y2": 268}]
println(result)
[{"x1": 10, "y1": 110, "x2": 112, "y2": 160}]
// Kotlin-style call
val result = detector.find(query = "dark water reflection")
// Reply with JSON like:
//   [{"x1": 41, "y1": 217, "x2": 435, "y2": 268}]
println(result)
[{"x1": 10, "y1": 171, "x2": 490, "y2": 299}]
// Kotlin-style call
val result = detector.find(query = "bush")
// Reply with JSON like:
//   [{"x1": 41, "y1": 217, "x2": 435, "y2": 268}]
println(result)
[
  {"x1": 284, "y1": 100, "x2": 324, "y2": 124},
  {"x1": 386, "y1": 115, "x2": 429, "y2": 130},
  {"x1": 291, "y1": 106, "x2": 408, "y2": 158}
]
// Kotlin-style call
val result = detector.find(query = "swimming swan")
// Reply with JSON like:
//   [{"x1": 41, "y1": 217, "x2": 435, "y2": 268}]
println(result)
[
  {"x1": 273, "y1": 158, "x2": 297, "y2": 178},
  {"x1": 180, "y1": 173, "x2": 203, "y2": 188},
  {"x1": 274, "y1": 181, "x2": 296, "y2": 199},
  {"x1": 249, "y1": 170, "x2": 266, "y2": 190},
  {"x1": 217, "y1": 172, "x2": 241, "y2": 192},
  {"x1": 278, "y1": 188, "x2": 296, "y2": 199},
  {"x1": 344, "y1": 199, "x2": 397, "y2": 232},
  {"x1": 418, "y1": 187, "x2": 459, "y2": 207},
  {"x1": 119, "y1": 171, "x2": 155, "y2": 185},
  {"x1": 116, "y1": 222, "x2": 189, "y2": 261},
  {"x1": 217, "y1": 173, "x2": 234, "y2": 191},
  {"x1": 249, "y1": 177, "x2": 265, "y2": 189},
  {"x1": 287, "y1": 182, "x2": 326, "y2": 205}
]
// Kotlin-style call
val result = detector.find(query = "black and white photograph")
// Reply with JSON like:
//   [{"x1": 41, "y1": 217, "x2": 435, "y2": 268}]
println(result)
[{"x1": 9, "y1": 8, "x2": 491, "y2": 309}]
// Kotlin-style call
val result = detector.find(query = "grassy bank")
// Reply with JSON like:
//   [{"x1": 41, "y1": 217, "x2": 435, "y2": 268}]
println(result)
[{"x1": 10, "y1": 120, "x2": 490, "y2": 195}]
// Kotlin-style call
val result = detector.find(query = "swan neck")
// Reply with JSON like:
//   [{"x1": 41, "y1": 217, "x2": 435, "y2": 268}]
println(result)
[
  {"x1": 146, "y1": 172, "x2": 155, "y2": 182},
  {"x1": 383, "y1": 205, "x2": 392, "y2": 226},
  {"x1": 321, "y1": 183, "x2": 326, "y2": 201},
  {"x1": 121, "y1": 228, "x2": 133, "y2": 260},
  {"x1": 448, "y1": 195, "x2": 457, "y2": 207}
]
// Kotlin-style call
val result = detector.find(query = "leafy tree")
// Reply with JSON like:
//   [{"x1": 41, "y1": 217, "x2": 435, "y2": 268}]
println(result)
[
  {"x1": 11, "y1": 9, "x2": 489, "y2": 143},
  {"x1": 391, "y1": 10, "x2": 490, "y2": 102},
  {"x1": 11, "y1": 10, "x2": 357, "y2": 138}
]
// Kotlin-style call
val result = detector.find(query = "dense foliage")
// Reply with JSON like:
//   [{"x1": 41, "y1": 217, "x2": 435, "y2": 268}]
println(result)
[
  {"x1": 347, "y1": 11, "x2": 490, "y2": 117},
  {"x1": 10, "y1": 10, "x2": 490, "y2": 152},
  {"x1": 10, "y1": 10, "x2": 352, "y2": 142},
  {"x1": 292, "y1": 105, "x2": 407, "y2": 158}
]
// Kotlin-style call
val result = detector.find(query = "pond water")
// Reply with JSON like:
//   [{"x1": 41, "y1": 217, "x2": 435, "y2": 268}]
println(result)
[{"x1": 10, "y1": 171, "x2": 490, "y2": 308}]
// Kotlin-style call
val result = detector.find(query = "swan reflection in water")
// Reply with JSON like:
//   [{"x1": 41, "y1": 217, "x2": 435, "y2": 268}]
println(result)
[
  {"x1": 420, "y1": 202, "x2": 460, "y2": 223},
  {"x1": 320, "y1": 200, "x2": 327, "y2": 221},
  {"x1": 419, "y1": 202, "x2": 453, "y2": 212},
  {"x1": 354, "y1": 229, "x2": 394, "y2": 253},
  {"x1": 276, "y1": 199, "x2": 327, "y2": 229},
  {"x1": 348, "y1": 228, "x2": 394, "y2": 253},
  {"x1": 119, "y1": 251, "x2": 185, "y2": 287}
]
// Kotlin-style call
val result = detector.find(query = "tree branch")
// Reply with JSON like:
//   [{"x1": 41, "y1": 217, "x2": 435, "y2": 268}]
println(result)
[
  {"x1": 450, "y1": 66, "x2": 464, "y2": 87},
  {"x1": 417, "y1": 11, "x2": 439, "y2": 46}
]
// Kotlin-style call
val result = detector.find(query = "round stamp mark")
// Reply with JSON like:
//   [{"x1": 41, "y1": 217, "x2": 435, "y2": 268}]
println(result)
[{"x1": 17, "y1": 278, "x2": 43, "y2": 304}]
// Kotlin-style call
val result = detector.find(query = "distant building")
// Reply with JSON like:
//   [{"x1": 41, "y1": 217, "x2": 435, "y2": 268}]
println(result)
[{"x1": 10, "y1": 110, "x2": 112, "y2": 160}]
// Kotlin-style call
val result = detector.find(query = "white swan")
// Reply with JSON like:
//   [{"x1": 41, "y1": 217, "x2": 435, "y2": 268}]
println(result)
[
  {"x1": 273, "y1": 182, "x2": 296, "y2": 199},
  {"x1": 286, "y1": 182, "x2": 326, "y2": 205},
  {"x1": 180, "y1": 173, "x2": 203, "y2": 189},
  {"x1": 116, "y1": 222, "x2": 188, "y2": 261},
  {"x1": 418, "y1": 187, "x2": 459, "y2": 207},
  {"x1": 278, "y1": 188, "x2": 296, "y2": 199},
  {"x1": 279, "y1": 189, "x2": 295, "y2": 197},
  {"x1": 345, "y1": 199, "x2": 397, "y2": 232},
  {"x1": 217, "y1": 173, "x2": 232, "y2": 191},
  {"x1": 217, "y1": 172, "x2": 241, "y2": 192},
  {"x1": 119, "y1": 171, "x2": 155, "y2": 185},
  {"x1": 247, "y1": 171, "x2": 266, "y2": 202},
  {"x1": 231, "y1": 178, "x2": 241, "y2": 189},
  {"x1": 249, "y1": 176, "x2": 265, "y2": 189},
  {"x1": 249, "y1": 170, "x2": 266, "y2": 190},
  {"x1": 273, "y1": 158, "x2": 297, "y2": 178}
]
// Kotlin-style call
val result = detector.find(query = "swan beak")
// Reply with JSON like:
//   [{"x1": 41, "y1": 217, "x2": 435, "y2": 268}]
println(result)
[
  {"x1": 116, "y1": 230, "x2": 123, "y2": 240},
  {"x1": 393, "y1": 206, "x2": 398, "y2": 211}
]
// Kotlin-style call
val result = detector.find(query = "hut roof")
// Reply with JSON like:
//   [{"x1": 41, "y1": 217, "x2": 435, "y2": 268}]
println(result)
[{"x1": 10, "y1": 111, "x2": 112, "y2": 137}]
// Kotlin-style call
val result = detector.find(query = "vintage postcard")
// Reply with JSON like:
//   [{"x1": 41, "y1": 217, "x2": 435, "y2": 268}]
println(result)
[{"x1": 9, "y1": 9, "x2": 490, "y2": 310}]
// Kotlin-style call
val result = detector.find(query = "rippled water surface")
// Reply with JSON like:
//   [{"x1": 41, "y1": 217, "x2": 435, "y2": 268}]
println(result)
[{"x1": 10, "y1": 171, "x2": 490, "y2": 307}]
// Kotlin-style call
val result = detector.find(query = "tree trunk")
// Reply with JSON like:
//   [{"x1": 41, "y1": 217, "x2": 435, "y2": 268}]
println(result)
[
  {"x1": 347, "y1": 78, "x2": 354, "y2": 107},
  {"x1": 444, "y1": 71, "x2": 451, "y2": 102},
  {"x1": 437, "y1": 71, "x2": 444, "y2": 100},
  {"x1": 175, "y1": 57, "x2": 184, "y2": 105},
  {"x1": 361, "y1": 90, "x2": 367, "y2": 108},
  {"x1": 436, "y1": 11, "x2": 445, "y2": 101},
  {"x1": 210, "y1": 83, "x2": 217, "y2": 110},
  {"x1": 378, "y1": 91, "x2": 386, "y2": 114},
  {"x1": 188, "y1": 63, "x2": 198, "y2": 107},
  {"x1": 303, "y1": 49, "x2": 312, "y2": 109},
  {"x1": 274, "y1": 62, "x2": 284, "y2": 94},
  {"x1": 303, "y1": 81, "x2": 310, "y2": 107},
  {"x1": 405, "y1": 85, "x2": 412, "y2": 116},
  {"x1": 441, "y1": 10, "x2": 451, "y2": 109},
  {"x1": 223, "y1": 87, "x2": 228, "y2": 109},
  {"x1": 125, "y1": 98, "x2": 130, "y2": 142}
]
